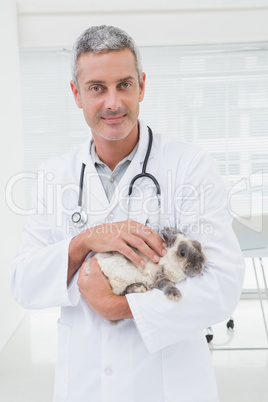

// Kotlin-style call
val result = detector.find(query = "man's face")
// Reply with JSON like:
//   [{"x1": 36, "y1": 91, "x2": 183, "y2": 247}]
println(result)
[{"x1": 70, "y1": 49, "x2": 145, "y2": 142}]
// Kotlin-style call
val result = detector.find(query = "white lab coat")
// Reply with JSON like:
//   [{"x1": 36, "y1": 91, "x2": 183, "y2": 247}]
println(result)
[{"x1": 11, "y1": 120, "x2": 245, "y2": 402}]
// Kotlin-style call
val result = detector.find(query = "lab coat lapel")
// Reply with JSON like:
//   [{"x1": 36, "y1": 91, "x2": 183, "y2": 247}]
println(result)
[{"x1": 76, "y1": 137, "x2": 111, "y2": 224}]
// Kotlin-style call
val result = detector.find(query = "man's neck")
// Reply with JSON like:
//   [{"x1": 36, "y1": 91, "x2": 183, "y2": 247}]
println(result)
[{"x1": 92, "y1": 127, "x2": 139, "y2": 171}]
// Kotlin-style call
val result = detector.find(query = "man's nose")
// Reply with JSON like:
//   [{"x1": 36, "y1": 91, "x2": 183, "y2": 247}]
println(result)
[{"x1": 105, "y1": 89, "x2": 122, "y2": 111}]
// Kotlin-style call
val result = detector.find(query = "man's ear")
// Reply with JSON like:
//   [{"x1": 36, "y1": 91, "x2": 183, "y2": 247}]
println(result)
[
  {"x1": 161, "y1": 227, "x2": 178, "y2": 248},
  {"x1": 70, "y1": 80, "x2": 83, "y2": 109},
  {"x1": 139, "y1": 72, "x2": 146, "y2": 102}
]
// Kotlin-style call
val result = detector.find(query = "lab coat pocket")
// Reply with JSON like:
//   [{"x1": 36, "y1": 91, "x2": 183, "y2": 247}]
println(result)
[
  {"x1": 53, "y1": 319, "x2": 71, "y2": 402},
  {"x1": 162, "y1": 332, "x2": 219, "y2": 402}
]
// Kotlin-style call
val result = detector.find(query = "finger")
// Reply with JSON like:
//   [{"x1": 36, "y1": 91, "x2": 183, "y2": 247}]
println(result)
[
  {"x1": 116, "y1": 236, "x2": 161, "y2": 266},
  {"x1": 81, "y1": 259, "x2": 91, "y2": 276},
  {"x1": 125, "y1": 234, "x2": 161, "y2": 263},
  {"x1": 89, "y1": 257, "x2": 108, "y2": 280},
  {"x1": 77, "y1": 263, "x2": 89, "y2": 290},
  {"x1": 116, "y1": 242, "x2": 146, "y2": 266},
  {"x1": 90, "y1": 257, "x2": 101, "y2": 272},
  {"x1": 129, "y1": 226, "x2": 167, "y2": 258},
  {"x1": 145, "y1": 229, "x2": 167, "y2": 256},
  {"x1": 78, "y1": 259, "x2": 100, "y2": 289},
  {"x1": 145, "y1": 233, "x2": 167, "y2": 258}
]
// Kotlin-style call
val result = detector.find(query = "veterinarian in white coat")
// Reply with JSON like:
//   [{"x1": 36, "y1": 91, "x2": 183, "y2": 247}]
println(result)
[{"x1": 11, "y1": 26, "x2": 245, "y2": 402}]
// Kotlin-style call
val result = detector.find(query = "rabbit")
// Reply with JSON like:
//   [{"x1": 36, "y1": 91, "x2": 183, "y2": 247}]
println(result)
[{"x1": 84, "y1": 227, "x2": 206, "y2": 303}]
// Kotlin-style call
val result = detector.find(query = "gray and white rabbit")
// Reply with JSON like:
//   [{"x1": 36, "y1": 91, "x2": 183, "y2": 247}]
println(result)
[{"x1": 84, "y1": 227, "x2": 206, "y2": 302}]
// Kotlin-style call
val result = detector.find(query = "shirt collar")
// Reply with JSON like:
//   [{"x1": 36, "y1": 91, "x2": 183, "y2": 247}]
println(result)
[{"x1": 90, "y1": 141, "x2": 138, "y2": 169}]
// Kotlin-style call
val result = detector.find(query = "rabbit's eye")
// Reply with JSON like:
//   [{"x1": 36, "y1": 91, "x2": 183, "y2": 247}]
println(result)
[{"x1": 177, "y1": 241, "x2": 187, "y2": 258}]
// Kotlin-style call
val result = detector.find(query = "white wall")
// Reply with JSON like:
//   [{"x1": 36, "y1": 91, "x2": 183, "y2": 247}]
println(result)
[
  {"x1": 16, "y1": 0, "x2": 268, "y2": 48},
  {"x1": 0, "y1": 0, "x2": 26, "y2": 352}
]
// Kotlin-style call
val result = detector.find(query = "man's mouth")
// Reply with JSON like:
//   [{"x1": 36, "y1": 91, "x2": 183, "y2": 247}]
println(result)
[{"x1": 101, "y1": 114, "x2": 126, "y2": 124}]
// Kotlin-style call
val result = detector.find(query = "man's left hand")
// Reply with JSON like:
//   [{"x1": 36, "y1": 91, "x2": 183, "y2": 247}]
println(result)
[{"x1": 77, "y1": 257, "x2": 133, "y2": 321}]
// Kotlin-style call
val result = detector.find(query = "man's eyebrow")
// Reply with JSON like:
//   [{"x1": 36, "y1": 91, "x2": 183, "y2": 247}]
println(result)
[
  {"x1": 84, "y1": 80, "x2": 105, "y2": 85},
  {"x1": 84, "y1": 76, "x2": 135, "y2": 86},
  {"x1": 118, "y1": 76, "x2": 135, "y2": 82}
]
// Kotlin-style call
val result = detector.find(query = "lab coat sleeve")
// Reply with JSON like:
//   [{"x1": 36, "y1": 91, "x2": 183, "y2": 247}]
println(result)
[
  {"x1": 10, "y1": 169, "x2": 81, "y2": 309},
  {"x1": 126, "y1": 149, "x2": 246, "y2": 353}
]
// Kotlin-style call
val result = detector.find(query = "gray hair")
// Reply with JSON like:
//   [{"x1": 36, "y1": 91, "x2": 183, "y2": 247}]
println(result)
[{"x1": 71, "y1": 25, "x2": 143, "y2": 89}]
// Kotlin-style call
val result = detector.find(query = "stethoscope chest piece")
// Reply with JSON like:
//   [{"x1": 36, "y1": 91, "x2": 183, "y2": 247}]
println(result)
[
  {"x1": 71, "y1": 162, "x2": 88, "y2": 228},
  {"x1": 72, "y1": 208, "x2": 88, "y2": 228}
]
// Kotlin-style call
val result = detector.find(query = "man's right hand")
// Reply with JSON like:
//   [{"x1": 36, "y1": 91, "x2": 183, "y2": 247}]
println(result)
[{"x1": 67, "y1": 219, "x2": 167, "y2": 285}]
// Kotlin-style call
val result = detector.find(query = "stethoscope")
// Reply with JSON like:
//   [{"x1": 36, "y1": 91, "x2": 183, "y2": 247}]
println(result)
[{"x1": 71, "y1": 126, "x2": 161, "y2": 228}]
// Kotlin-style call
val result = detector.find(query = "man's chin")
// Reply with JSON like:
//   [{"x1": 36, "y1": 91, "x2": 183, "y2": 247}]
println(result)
[{"x1": 96, "y1": 120, "x2": 135, "y2": 141}]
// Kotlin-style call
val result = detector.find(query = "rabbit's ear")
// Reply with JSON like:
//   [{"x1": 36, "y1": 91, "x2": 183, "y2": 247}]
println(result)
[{"x1": 161, "y1": 227, "x2": 178, "y2": 247}]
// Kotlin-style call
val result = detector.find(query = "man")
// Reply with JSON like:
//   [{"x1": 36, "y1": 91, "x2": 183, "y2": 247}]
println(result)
[{"x1": 11, "y1": 25, "x2": 245, "y2": 402}]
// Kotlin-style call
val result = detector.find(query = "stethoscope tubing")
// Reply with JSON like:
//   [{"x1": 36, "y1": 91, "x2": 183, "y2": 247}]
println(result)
[
  {"x1": 78, "y1": 162, "x2": 86, "y2": 207},
  {"x1": 128, "y1": 127, "x2": 161, "y2": 197}
]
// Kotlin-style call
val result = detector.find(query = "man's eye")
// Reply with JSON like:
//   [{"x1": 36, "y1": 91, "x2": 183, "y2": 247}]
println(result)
[
  {"x1": 121, "y1": 82, "x2": 131, "y2": 89},
  {"x1": 90, "y1": 86, "x2": 101, "y2": 92}
]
